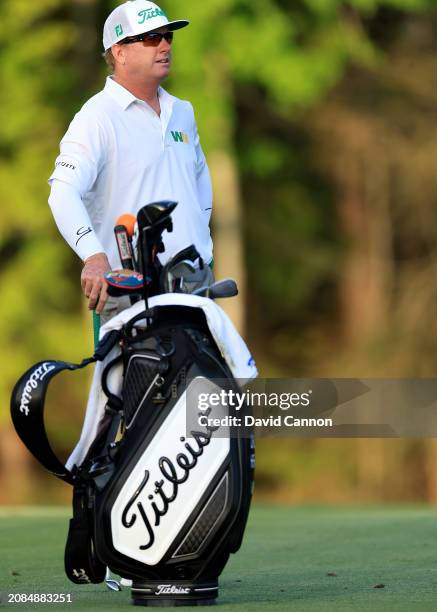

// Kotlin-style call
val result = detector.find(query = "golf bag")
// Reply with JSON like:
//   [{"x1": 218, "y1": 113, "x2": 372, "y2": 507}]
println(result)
[{"x1": 10, "y1": 201, "x2": 256, "y2": 606}]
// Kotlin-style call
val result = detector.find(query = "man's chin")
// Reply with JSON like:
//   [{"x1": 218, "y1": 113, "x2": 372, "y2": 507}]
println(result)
[{"x1": 155, "y1": 63, "x2": 171, "y2": 78}]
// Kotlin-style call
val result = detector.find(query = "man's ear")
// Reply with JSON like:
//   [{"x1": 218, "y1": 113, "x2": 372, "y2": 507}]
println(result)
[{"x1": 112, "y1": 44, "x2": 126, "y2": 66}]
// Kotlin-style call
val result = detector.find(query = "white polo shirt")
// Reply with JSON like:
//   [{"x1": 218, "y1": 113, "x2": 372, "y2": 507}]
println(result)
[{"x1": 48, "y1": 77, "x2": 213, "y2": 268}]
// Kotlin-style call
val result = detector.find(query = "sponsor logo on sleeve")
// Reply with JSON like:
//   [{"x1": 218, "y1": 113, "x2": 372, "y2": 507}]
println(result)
[
  {"x1": 76, "y1": 226, "x2": 92, "y2": 246},
  {"x1": 55, "y1": 161, "x2": 76, "y2": 171}
]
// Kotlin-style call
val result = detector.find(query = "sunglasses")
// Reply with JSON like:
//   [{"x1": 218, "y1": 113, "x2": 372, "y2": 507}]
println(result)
[{"x1": 119, "y1": 31, "x2": 174, "y2": 46}]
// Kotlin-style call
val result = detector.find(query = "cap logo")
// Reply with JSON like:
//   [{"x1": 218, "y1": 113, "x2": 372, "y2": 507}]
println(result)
[
  {"x1": 138, "y1": 7, "x2": 167, "y2": 24},
  {"x1": 115, "y1": 24, "x2": 123, "y2": 36}
]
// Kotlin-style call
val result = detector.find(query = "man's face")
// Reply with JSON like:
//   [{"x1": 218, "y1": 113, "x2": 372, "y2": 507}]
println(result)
[{"x1": 115, "y1": 27, "x2": 172, "y2": 82}]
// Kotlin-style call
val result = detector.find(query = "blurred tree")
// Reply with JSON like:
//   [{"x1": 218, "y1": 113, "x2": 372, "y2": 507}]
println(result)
[
  {"x1": 250, "y1": 6, "x2": 437, "y2": 504},
  {"x1": 168, "y1": 0, "x2": 435, "y2": 339},
  {"x1": 309, "y1": 9, "x2": 437, "y2": 370},
  {"x1": 0, "y1": 0, "x2": 87, "y2": 502},
  {"x1": 0, "y1": 0, "x2": 92, "y2": 393},
  {"x1": 225, "y1": 1, "x2": 437, "y2": 373},
  {"x1": 168, "y1": 0, "x2": 381, "y2": 331}
]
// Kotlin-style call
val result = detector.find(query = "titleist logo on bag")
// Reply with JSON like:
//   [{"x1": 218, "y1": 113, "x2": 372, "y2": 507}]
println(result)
[
  {"x1": 121, "y1": 427, "x2": 217, "y2": 551},
  {"x1": 20, "y1": 362, "x2": 56, "y2": 416},
  {"x1": 111, "y1": 384, "x2": 230, "y2": 566},
  {"x1": 155, "y1": 585, "x2": 191, "y2": 595}
]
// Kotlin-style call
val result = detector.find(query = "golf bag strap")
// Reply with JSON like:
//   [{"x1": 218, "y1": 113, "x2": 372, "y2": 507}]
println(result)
[{"x1": 10, "y1": 330, "x2": 121, "y2": 485}]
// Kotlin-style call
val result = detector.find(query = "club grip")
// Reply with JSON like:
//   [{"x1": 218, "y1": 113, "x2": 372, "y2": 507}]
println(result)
[{"x1": 114, "y1": 225, "x2": 134, "y2": 269}]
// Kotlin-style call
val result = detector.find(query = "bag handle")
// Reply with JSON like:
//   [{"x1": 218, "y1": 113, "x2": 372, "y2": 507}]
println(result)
[{"x1": 10, "y1": 330, "x2": 121, "y2": 485}]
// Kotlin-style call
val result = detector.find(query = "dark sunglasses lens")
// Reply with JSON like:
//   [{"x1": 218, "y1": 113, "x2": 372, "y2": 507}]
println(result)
[
  {"x1": 120, "y1": 32, "x2": 174, "y2": 45},
  {"x1": 145, "y1": 32, "x2": 173, "y2": 45}
]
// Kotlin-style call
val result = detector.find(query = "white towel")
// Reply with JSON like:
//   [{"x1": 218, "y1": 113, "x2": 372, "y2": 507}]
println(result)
[{"x1": 66, "y1": 295, "x2": 257, "y2": 470}]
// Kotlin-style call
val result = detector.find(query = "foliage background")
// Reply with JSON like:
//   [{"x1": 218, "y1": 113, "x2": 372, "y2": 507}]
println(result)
[{"x1": 2, "y1": 0, "x2": 437, "y2": 504}]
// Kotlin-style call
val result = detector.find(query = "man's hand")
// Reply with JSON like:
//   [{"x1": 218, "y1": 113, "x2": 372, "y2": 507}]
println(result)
[{"x1": 81, "y1": 252, "x2": 111, "y2": 314}]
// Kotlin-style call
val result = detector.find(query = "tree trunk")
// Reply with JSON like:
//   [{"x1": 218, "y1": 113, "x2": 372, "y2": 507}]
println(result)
[
  {"x1": 209, "y1": 150, "x2": 246, "y2": 335},
  {"x1": 313, "y1": 109, "x2": 393, "y2": 347},
  {"x1": 425, "y1": 439, "x2": 437, "y2": 504}
]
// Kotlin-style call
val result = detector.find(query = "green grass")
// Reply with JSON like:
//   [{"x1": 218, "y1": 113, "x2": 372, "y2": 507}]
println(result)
[{"x1": 1, "y1": 504, "x2": 437, "y2": 611}]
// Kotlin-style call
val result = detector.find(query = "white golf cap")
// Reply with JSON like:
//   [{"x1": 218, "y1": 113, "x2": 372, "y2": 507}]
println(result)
[{"x1": 103, "y1": 0, "x2": 189, "y2": 50}]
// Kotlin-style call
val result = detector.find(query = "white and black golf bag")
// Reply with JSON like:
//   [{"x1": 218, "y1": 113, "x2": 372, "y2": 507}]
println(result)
[{"x1": 10, "y1": 201, "x2": 256, "y2": 606}]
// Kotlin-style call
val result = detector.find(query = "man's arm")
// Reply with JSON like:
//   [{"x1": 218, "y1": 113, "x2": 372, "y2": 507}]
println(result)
[
  {"x1": 48, "y1": 111, "x2": 111, "y2": 313},
  {"x1": 48, "y1": 179, "x2": 110, "y2": 313},
  {"x1": 193, "y1": 121, "x2": 213, "y2": 223}
]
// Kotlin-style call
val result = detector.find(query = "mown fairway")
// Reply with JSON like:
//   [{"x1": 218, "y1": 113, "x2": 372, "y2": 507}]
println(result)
[{"x1": 1, "y1": 504, "x2": 437, "y2": 611}]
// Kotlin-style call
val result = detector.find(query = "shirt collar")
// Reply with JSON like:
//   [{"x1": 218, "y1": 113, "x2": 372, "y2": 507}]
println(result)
[
  {"x1": 104, "y1": 77, "x2": 174, "y2": 116},
  {"x1": 104, "y1": 76, "x2": 137, "y2": 110},
  {"x1": 158, "y1": 86, "x2": 174, "y2": 126}
]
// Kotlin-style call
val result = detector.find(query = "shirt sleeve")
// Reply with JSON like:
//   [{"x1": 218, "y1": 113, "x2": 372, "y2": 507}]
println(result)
[
  {"x1": 191, "y1": 104, "x2": 213, "y2": 221},
  {"x1": 48, "y1": 109, "x2": 107, "y2": 197},
  {"x1": 48, "y1": 179, "x2": 105, "y2": 262}
]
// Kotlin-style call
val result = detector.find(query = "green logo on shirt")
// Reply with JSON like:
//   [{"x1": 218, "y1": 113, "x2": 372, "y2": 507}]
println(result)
[
  {"x1": 171, "y1": 131, "x2": 189, "y2": 144},
  {"x1": 138, "y1": 8, "x2": 167, "y2": 24},
  {"x1": 115, "y1": 24, "x2": 123, "y2": 37}
]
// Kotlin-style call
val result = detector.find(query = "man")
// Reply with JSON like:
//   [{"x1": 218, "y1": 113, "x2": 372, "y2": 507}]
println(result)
[
  {"x1": 49, "y1": 2, "x2": 214, "y2": 590},
  {"x1": 48, "y1": 0, "x2": 213, "y2": 325}
]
